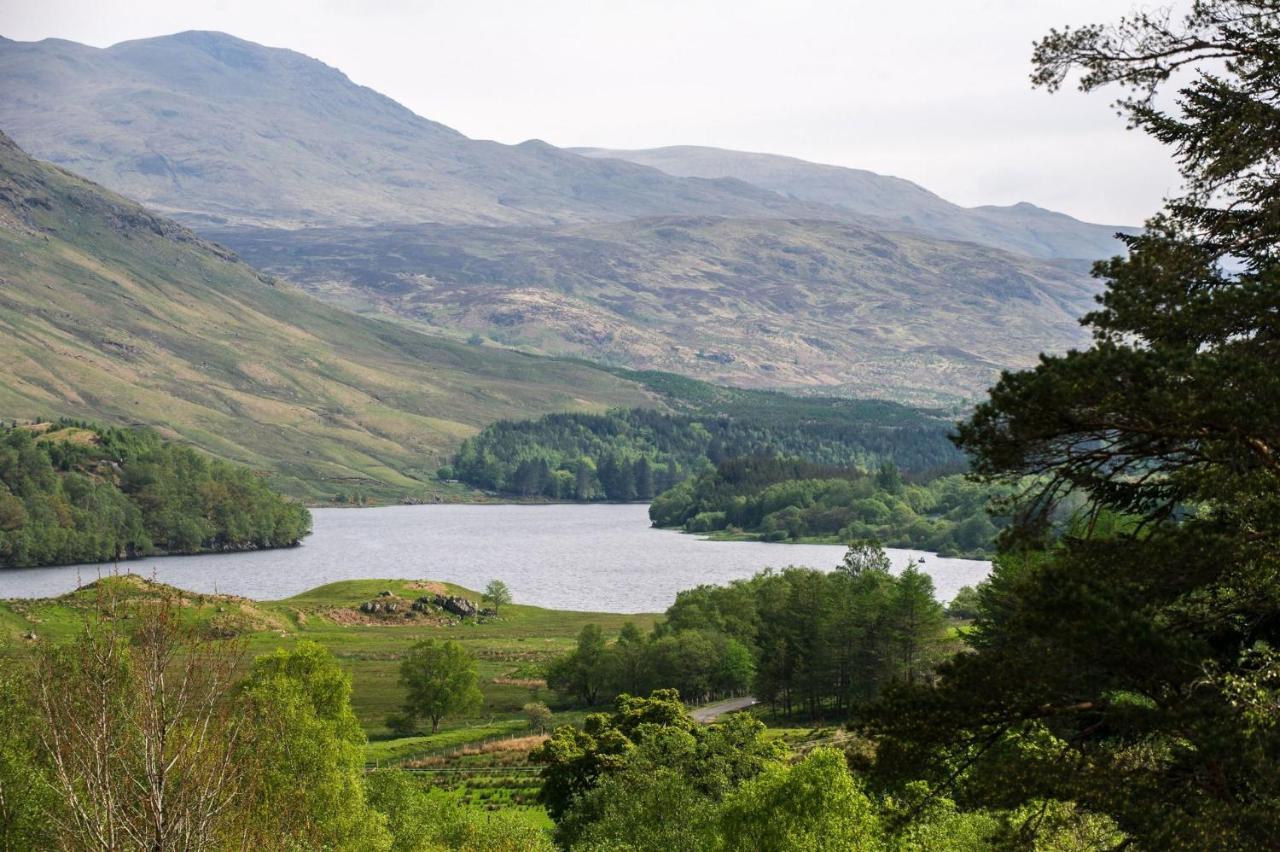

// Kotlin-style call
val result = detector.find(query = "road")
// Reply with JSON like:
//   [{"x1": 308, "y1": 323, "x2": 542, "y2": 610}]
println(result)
[{"x1": 690, "y1": 695, "x2": 758, "y2": 723}]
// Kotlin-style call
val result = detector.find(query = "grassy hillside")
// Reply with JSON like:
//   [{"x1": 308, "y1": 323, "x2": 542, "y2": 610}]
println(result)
[
  {"x1": 217, "y1": 217, "x2": 1099, "y2": 404},
  {"x1": 0, "y1": 131, "x2": 664, "y2": 500},
  {"x1": 0, "y1": 575, "x2": 658, "y2": 752}
]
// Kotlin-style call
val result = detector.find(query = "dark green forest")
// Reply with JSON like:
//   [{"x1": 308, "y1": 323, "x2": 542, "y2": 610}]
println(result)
[
  {"x1": 0, "y1": 420, "x2": 311, "y2": 568},
  {"x1": 649, "y1": 457, "x2": 1008, "y2": 557},
  {"x1": 447, "y1": 399, "x2": 963, "y2": 501}
]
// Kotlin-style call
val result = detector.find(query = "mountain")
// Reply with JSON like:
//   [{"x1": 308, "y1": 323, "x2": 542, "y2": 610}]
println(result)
[
  {"x1": 572, "y1": 146, "x2": 1135, "y2": 260},
  {"x1": 0, "y1": 32, "x2": 857, "y2": 229},
  {"x1": 0, "y1": 29, "x2": 1112, "y2": 403},
  {"x1": 213, "y1": 216, "x2": 1098, "y2": 405},
  {"x1": 0, "y1": 130, "x2": 668, "y2": 499}
]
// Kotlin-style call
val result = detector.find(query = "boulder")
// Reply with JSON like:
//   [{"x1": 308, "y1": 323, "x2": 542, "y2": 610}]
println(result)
[{"x1": 440, "y1": 596, "x2": 478, "y2": 618}]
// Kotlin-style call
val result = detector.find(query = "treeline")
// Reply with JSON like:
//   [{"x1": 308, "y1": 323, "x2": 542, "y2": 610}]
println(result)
[
  {"x1": 545, "y1": 543, "x2": 955, "y2": 718},
  {"x1": 547, "y1": 623, "x2": 755, "y2": 707},
  {"x1": 0, "y1": 420, "x2": 311, "y2": 568},
  {"x1": 446, "y1": 401, "x2": 963, "y2": 500},
  {"x1": 650, "y1": 457, "x2": 1007, "y2": 558}
]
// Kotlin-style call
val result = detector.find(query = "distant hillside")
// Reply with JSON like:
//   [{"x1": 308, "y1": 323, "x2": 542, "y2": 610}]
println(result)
[
  {"x1": 572, "y1": 145, "x2": 1136, "y2": 260},
  {"x1": 0, "y1": 131, "x2": 668, "y2": 499},
  {"x1": 0, "y1": 32, "x2": 856, "y2": 229},
  {"x1": 447, "y1": 400, "x2": 963, "y2": 501},
  {"x1": 216, "y1": 217, "x2": 1099, "y2": 404},
  {"x1": 0, "y1": 29, "x2": 1119, "y2": 404}
]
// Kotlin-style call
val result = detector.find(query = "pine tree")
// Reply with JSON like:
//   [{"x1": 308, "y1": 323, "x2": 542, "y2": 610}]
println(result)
[
  {"x1": 870, "y1": 5, "x2": 1280, "y2": 847},
  {"x1": 633, "y1": 457, "x2": 655, "y2": 500}
]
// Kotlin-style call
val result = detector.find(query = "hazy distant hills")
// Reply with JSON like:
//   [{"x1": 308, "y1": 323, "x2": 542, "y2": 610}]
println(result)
[
  {"x1": 215, "y1": 216, "x2": 1097, "y2": 405},
  {"x1": 573, "y1": 146, "x2": 1135, "y2": 260},
  {"x1": 0, "y1": 130, "x2": 665, "y2": 498},
  {"x1": 0, "y1": 31, "x2": 1130, "y2": 258},
  {"x1": 0, "y1": 31, "x2": 856, "y2": 229},
  {"x1": 0, "y1": 29, "x2": 1123, "y2": 403}
]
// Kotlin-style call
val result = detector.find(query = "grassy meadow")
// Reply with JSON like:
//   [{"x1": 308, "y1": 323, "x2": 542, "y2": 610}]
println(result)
[{"x1": 0, "y1": 575, "x2": 656, "y2": 758}]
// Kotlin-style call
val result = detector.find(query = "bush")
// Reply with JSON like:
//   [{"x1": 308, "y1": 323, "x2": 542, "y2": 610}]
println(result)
[
  {"x1": 685, "y1": 511, "x2": 728, "y2": 533},
  {"x1": 385, "y1": 711, "x2": 418, "y2": 736}
]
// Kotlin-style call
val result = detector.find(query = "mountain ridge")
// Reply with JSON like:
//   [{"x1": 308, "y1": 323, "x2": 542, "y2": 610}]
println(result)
[
  {"x1": 0, "y1": 29, "x2": 1116, "y2": 404},
  {"x1": 571, "y1": 144, "x2": 1136, "y2": 260},
  {"x1": 1, "y1": 29, "x2": 1132, "y2": 262},
  {"x1": 0, "y1": 31, "x2": 864, "y2": 230}
]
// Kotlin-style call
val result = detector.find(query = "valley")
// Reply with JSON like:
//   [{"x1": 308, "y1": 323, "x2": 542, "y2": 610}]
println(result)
[
  {"x1": 0, "y1": 0, "x2": 1270, "y2": 845},
  {"x1": 0, "y1": 130, "x2": 671, "y2": 500}
]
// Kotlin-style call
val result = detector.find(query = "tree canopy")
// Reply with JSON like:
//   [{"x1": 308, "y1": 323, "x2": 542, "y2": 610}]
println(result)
[
  {"x1": 0, "y1": 420, "x2": 310, "y2": 568},
  {"x1": 868, "y1": 4, "x2": 1280, "y2": 848},
  {"x1": 484, "y1": 579, "x2": 513, "y2": 614},
  {"x1": 397, "y1": 639, "x2": 484, "y2": 733},
  {"x1": 449, "y1": 402, "x2": 963, "y2": 501},
  {"x1": 649, "y1": 458, "x2": 1007, "y2": 557}
]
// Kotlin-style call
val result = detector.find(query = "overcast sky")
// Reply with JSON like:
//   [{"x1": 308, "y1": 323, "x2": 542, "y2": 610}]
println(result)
[{"x1": 1, "y1": 0, "x2": 1181, "y2": 225}]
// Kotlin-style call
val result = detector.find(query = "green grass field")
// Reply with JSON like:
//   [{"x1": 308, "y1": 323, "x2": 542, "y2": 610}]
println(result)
[{"x1": 0, "y1": 575, "x2": 657, "y2": 766}]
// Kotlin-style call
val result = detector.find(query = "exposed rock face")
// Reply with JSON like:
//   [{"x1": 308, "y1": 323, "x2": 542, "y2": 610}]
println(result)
[{"x1": 404, "y1": 593, "x2": 481, "y2": 618}]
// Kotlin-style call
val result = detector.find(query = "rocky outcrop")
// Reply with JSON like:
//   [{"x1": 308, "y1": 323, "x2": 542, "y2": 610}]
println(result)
[
  {"x1": 356, "y1": 592, "x2": 482, "y2": 621},
  {"x1": 438, "y1": 595, "x2": 478, "y2": 618},
  {"x1": 359, "y1": 599, "x2": 400, "y2": 614}
]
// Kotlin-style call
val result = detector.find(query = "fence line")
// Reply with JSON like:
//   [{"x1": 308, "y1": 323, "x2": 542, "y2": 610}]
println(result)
[{"x1": 366, "y1": 728, "x2": 546, "y2": 771}]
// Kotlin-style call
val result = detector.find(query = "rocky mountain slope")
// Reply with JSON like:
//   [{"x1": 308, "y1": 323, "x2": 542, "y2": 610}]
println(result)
[
  {"x1": 0, "y1": 131, "x2": 665, "y2": 499},
  {"x1": 215, "y1": 216, "x2": 1099, "y2": 405},
  {"x1": 573, "y1": 145, "x2": 1135, "y2": 260}
]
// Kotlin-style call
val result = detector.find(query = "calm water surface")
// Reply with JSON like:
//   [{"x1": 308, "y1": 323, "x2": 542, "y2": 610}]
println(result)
[{"x1": 0, "y1": 504, "x2": 990, "y2": 612}]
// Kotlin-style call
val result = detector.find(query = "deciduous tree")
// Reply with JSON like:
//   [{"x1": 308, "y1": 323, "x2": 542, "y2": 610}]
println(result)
[
  {"x1": 397, "y1": 639, "x2": 483, "y2": 733},
  {"x1": 483, "y1": 579, "x2": 513, "y2": 614}
]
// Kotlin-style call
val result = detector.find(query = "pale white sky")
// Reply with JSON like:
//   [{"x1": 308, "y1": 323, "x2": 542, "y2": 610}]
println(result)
[{"x1": 0, "y1": 0, "x2": 1181, "y2": 225}]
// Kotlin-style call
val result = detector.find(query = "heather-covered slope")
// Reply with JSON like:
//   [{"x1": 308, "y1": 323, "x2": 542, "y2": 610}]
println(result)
[{"x1": 217, "y1": 216, "x2": 1099, "y2": 404}]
